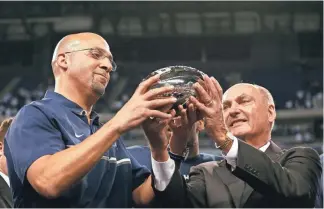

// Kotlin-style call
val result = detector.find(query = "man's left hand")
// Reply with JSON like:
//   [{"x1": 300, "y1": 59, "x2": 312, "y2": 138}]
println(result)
[
  {"x1": 168, "y1": 104, "x2": 198, "y2": 155},
  {"x1": 142, "y1": 107, "x2": 176, "y2": 161}
]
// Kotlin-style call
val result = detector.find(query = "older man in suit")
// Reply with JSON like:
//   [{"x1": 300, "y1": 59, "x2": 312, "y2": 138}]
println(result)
[{"x1": 144, "y1": 76, "x2": 321, "y2": 208}]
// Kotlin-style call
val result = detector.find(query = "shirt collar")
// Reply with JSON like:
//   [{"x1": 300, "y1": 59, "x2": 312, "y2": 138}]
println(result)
[
  {"x1": 259, "y1": 141, "x2": 271, "y2": 152},
  {"x1": 43, "y1": 91, "x2": 100, "y2": 124},
  {"x1": 0, "y1": 172, "x2": 9, "y2": 187}
]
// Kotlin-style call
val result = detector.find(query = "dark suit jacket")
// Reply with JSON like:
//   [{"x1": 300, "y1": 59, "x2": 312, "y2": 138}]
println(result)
[
  {"x1": 153, "y1": 140, "x2": 322, "y2": 208},
  {"x1": 315, "y1": 154, "x2": 323, "y2": 208},
  {"x1": 0, "y1": 174, "x2": 12, "y2": 208}
]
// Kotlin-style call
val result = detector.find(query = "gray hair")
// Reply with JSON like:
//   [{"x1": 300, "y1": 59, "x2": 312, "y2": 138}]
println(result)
[{"x1": 253, "y1": 84, "x2": 276, "y2": 131}]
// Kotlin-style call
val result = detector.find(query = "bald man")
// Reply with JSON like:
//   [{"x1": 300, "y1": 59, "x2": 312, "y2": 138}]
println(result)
[
  {"x1": 4, "y1": 32, "x2": 177, "y2": 207},
  {"x1": 147, "y1": 79, "x2": 321, "y2": 208}
]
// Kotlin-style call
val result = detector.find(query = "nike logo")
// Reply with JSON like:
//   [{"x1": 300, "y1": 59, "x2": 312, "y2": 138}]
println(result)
[{"x1": 75, "y1": 133, "x2": 84, "y2": 138}]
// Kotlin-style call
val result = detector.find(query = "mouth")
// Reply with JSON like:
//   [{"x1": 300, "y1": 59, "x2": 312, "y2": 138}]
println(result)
[
  {"x1": 230, "y1": 119, "x2": 247, "y2": 127},
  {"x1": 96, "y1": 73, "x2": 108, "y2": 79},
  {"x1": 95, "y1": 73, "x2": 109, "y2": 84}
]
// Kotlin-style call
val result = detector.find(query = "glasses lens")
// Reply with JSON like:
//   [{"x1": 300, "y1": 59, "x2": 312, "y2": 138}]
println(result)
[
  {"x1": 111, "y1": 60, "x2": 117, "y2": 71},
  {"x1": 89, "y1": 49, "x2": 102, "y2": 59},
  {"x1": 88, "y1": 48, "x2": 117, "y2": 71}
]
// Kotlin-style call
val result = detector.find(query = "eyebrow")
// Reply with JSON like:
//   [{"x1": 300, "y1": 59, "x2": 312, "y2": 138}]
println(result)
[
  {"x1": 238, "y1": 93, "x2": 251, "y2": 99},
  {"x1": 222, "y1": 100, "x2": 231, "y2": 106}
]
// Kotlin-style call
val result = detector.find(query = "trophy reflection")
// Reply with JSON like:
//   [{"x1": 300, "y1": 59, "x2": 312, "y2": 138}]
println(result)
[{"x1": 145, "y1": 66, "x2": 205, "y2": 114}]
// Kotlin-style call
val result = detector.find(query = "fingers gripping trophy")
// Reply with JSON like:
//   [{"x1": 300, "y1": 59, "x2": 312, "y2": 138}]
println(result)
[
  {"x1": 145, "y1": 66, "x2": 205, "y2": 115},
  {"x1": 142, "y1": 66, "x2": 201, "y2": 160},
  {"x1": 142, "y1": 65, "x2": 232, "y2": 160}
]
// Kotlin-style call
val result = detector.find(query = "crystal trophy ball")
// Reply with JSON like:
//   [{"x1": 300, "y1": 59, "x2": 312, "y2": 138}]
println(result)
[{"x1": 144, "y1": 65, "x2": 205, "y2": 114}]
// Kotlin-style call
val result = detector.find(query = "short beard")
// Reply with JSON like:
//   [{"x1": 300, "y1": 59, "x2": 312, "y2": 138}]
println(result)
[{"x1": 91, "y1": 81, "x2": 106, "y2": 97}]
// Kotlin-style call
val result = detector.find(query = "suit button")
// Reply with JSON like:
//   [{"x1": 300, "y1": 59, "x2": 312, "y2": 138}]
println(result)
[
  {"x1": 251, "y1": 169, "x2": 259, "y2": 176},
  {"x1": 244, "y1": 164, "x2": 250, "y2": 170}
]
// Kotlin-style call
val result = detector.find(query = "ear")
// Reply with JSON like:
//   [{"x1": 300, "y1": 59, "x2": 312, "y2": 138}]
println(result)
[
  {"x1": 196, "y1": 120, "x2": 205, "y2": 132},
  {"x1": 0, "y1": 142, "x2": 3, "y2": 155},
  {"x1": 56, "y1": 53, "x2": 69, "y2": 71},
  {"x1": 268, "y1": 104, "x2": 276, "y2": 126}
]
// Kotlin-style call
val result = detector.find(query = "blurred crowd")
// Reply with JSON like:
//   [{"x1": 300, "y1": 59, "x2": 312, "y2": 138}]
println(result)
[
  {"x1": 0, "y1": 72, "x2": 322, "y2": 116},
  {"x1": 285, "y1": 81, "x2": 323, "y2": 109}
]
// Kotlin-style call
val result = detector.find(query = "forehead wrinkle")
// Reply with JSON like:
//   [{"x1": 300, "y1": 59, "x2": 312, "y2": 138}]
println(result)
[
  {"x1": 224, "y1": 83, "x2": 274, "y2": 108},
  {"x1": 223, "y1": 92, "x2": 250, "y2": 104}
]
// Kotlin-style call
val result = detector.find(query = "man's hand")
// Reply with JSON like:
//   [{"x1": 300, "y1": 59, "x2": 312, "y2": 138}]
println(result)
[
  {"x1": 189, "y1": 75, "x2": 228, "y2": 144},
  {"x1": 142, "y1": 107, "x2": 176, "y2": 161},
  {"x1": 0, "y1": 117, "x2": 13, "y2": 138},
  {"x1": 142, "y1": 108, "x2": 175, "y2": 150},
  {"x1": 168, "y1": 104, "x2": 198, "y2": 155},
  {"x1": 112, "y1": 74, "x2": 177, "y2": 135}
]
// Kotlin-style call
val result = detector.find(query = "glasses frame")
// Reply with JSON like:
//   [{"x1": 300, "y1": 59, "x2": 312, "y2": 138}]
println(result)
[{"x1": 62, "y1": 48, "x2": 117, "y2": 72}]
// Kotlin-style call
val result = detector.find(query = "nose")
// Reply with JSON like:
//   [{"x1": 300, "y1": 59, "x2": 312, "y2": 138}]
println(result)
[
  {"x1": 228, "y1": 103, "x2": 241, "y2": 118},
  {"x1": 229, "y1": 108, "x2": 240, "y2": 118},
  {"x1": 99, "y1": 58, "x2": 113, "y2": 72}
]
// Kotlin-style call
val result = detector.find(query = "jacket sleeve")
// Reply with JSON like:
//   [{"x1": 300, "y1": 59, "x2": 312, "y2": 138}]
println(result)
[
  {"x1": 152, "y1": 162, "x2": 208, "y2": 208},
  {"x1": 185, "y1": 166, "x2": 208, "y2": 207},
  {"x1": 232, "y1": 140, "x2": 322, "y2": 207}
]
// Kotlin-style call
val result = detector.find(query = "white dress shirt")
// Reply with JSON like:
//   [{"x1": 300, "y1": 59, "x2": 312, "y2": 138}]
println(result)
[
  {"x1": 224, "y1": 137, "x2": 270, "y2": 169},
  {"x1": 151, "y1": 156, "x2": 175, "y2": 191},
  {"x1": 0, "y1": 172, "x2": 10, "y2": 187},
  {"x1": 152, "y1": 136, "x2": 271, "y2": 191}
]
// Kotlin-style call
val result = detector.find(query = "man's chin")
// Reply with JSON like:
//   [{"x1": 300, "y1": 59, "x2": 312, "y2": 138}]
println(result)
[
  {"x1": 230, "y1": 129, "x2": 248, "y2": 139},
  {"x1": 92, "y1": 83, "x2": 106, "y2": 97}
]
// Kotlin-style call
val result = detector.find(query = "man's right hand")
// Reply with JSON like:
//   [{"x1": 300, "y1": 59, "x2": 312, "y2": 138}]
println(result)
[{"x1": 112, "y1": 74, "x2": 177, "y2": 135}]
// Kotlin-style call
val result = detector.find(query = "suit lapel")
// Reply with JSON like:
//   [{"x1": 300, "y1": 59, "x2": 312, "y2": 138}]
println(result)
[
  {"x1": 240, "y1": 141, "x2": 283, "y2": 207},
  {"x1": 215, "y1": 160, "x2": 245, "y2": 208},
  {"x1": 240, "y1": 181, "x2": 253, "y2": 207},
  {"x1": 265, "y1": 141, "x2": 283, "y2": 161}
]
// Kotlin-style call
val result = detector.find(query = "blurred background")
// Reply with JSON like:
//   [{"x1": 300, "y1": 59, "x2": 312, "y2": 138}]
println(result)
[{"x1": 0, "y1": 1, "x2": 322, "y2": 155}]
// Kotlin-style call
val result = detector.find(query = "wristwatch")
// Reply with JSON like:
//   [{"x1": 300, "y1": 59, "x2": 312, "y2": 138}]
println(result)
[
  {"x1": 215, "y1": 131, "x2": 235, "y2": 150},
  {"x1": 167, "y1": 144, "x2": 189, "y2": 162}
]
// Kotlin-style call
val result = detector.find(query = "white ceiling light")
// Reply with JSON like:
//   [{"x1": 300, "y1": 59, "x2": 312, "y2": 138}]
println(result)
[{"x1": 53, "y1": 16, "x2": 93, "y2": 32}]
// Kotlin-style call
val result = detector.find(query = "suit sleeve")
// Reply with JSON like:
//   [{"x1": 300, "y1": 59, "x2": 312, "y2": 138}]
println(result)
[
  {"x1": 186, "y1": 166, "x2": 208, "y2": 207},
  {"x1": 315, "y1": 155, "x2": 323, "y2": 208},
  {"x1": 232, "y1": 140, "x2": 322, "y2": 207},
  {"x1": 152, "y1": 163, "x2": 207, "y2": 208}
]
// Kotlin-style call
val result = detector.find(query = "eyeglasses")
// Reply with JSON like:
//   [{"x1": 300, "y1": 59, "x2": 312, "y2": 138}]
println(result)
[{"x1": 63, "y1": 48, "x2": 117, "y2": 72}]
